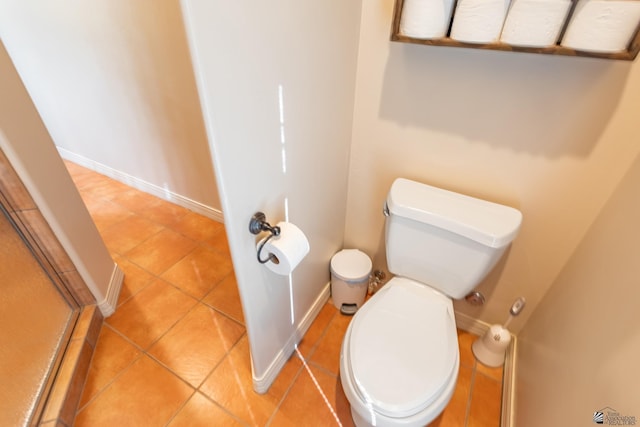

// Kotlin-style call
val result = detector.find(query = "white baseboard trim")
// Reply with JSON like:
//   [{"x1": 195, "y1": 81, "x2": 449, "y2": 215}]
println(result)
[
  {"x1": 57, "y1": 147, "x2": 224, "y2": 223},
  {"x1": 252, "y1": 282, "x2": 331, "y2": 394},
  {"x1": 501, "y1": 336, "x2": 517, "y2": 427},
  {"x1": 98, "y1": 263, "x2": 124, "y2": 317},
  {"x1": 454, "y1": 310, "x2": 492, "y2": 336}
]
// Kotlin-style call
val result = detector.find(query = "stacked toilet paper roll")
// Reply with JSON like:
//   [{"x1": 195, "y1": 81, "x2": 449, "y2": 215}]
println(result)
[
  {"x1": 258, "y1": 222, "x2": 309, "y2": 275},
  {"x1": 500, "y1": 0, "x2": 572, "y2": 47},
  {"x1": 399, "y1": 0, "x2": 455, "y2": 39},
  {"x1": 450, "y1": 0, "x2": 512, "y2": 43},
  {"x1": 561, "y1": 0, "x2": 640, "y2": 53}
]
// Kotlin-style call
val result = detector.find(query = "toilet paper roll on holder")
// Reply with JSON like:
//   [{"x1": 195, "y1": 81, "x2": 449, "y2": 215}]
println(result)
[{"x1": 249, "y1": 212, "x2": 281, "y2": 264}]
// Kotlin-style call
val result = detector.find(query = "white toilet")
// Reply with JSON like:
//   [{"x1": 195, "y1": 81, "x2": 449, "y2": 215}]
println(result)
[{"x1": 340, "y1": 178, "x2": 522, "y2": 426}]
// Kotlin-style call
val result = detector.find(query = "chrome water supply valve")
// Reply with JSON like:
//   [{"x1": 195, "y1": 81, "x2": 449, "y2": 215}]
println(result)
[{"x1": 368, "y1": 270, "x2": 387, "y2": 295}]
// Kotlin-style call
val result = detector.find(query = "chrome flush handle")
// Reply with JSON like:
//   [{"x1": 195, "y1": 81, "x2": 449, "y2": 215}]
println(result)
[{"x1": 383, "y1": 202, "x2": 390, "y2": 217}]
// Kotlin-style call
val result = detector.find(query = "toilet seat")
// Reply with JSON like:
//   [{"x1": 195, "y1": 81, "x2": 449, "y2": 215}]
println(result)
[{"x1": 344, "y1": 277, "x2": 459, "y2": 421}]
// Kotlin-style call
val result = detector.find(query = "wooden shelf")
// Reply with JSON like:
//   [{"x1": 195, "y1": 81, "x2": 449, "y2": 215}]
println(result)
[{"x1": 391, "y1": 0, "x2": 640, "y2": 61}]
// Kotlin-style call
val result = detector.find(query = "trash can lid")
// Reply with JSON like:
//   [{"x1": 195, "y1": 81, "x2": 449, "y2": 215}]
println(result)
[{"x1": 331, "y1": 249, "x2": 372, "y2": 281}]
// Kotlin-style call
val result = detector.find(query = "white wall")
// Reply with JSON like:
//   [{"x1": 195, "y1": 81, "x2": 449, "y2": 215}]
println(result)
[
  {"x1": 515, "y1": 151, "x2": 640, "y2": 425},
  {"x1": 0, "y1": 0, "x2": 221, "y2": 218},
  {"x1": 0, "y1": 41, "x2": 119, "y2": 315},
  {"x1": 181, "y1": 0, "x2": 362, "y2": 391},
  {"x1": 344, "y1": 0, "x2": 640, "y2": 332}
]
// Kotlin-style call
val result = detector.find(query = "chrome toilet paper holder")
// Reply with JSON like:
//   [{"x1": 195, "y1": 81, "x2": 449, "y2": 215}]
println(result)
[{"x1": 249, "y1": 212, "x2": 281, "y2": 264}]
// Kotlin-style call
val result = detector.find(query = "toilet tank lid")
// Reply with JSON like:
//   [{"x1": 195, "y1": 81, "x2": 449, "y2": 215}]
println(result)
[{"x1": 387, "y1": 178, "x2": 522, "y2": 248}]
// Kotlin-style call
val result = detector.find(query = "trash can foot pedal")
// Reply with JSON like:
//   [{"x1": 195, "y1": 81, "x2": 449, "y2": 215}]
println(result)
[{"x1": 340, "y1": 303, "x2": 358, "y2": 316}]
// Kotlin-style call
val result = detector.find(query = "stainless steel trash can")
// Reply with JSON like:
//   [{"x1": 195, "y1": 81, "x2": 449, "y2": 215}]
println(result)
[{"x1": 330, "y1": 249, "x2": 371, "y2": 315}]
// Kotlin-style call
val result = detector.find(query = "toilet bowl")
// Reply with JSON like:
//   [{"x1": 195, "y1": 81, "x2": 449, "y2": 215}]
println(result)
[
  {"x1": 339, "y1": 178, "x2": 522, "y2": 426},
  {"x1": 340, "y1": 277, "x2": 459, "y2": 427}
]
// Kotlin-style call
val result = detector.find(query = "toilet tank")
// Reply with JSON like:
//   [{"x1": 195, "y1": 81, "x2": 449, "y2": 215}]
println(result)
[{"x1": 385, "y1": 178, "x2": 522, "y2": 299}]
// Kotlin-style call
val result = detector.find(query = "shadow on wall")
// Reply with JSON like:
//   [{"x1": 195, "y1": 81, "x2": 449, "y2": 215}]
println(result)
[
  {"x1": 0, "y1": 0, "x2": 219, "y2": 209},
  {"x1": 379, "y1": 43, "x2": 632, "y2": 159},
  {"x1": 452, "y1": 248, "x2": 511, "y2": 319},
  {"x1": 125, "y1": 0, "x2": 217, "y2": 194},
  {"x1": 515, "y1": 150, "x2": 640, "y2": 424}
]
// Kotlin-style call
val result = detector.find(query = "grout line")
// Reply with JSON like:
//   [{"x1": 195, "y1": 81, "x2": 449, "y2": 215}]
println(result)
[
  {"x1": 96, "y1": 183, "x2": 221, "y2": 244},
  {"x1": 301, "y1": 308, "x2": 339, "y2": 363},
  {"x1": 129, "y1": 262, "x2": 243, "y2": 328},
  {"x1": 108, "y1": 264, "x2": 156, "y2": 309},
  {"x1": 71, "y1": 163, "x2": 505, "y2": 426},
  {"x1": 75, "y1": 332, "x2": 144, "y2": 414},
  {"x1": 71, "y1": 163, "x2": 245, "y2": 423},
  {"x1": 93, "y1": 310, "x2": 246, "y2": 418},
  {"x1": 266, "y1": 307, "x2": 341, "y2": 426},
  {"x1": 293, "y1": 347, "x2": 343, "y2": 426},
  {"x1": 305, "y1": 359, "x2": 340, "y2": 380},
  {"x1": 161, "y1": 389, "x2": 197, "y2": 427},
  {"x1": 465, "y1": 362, "x2": 477, "y2": 427},
  {"x1": 163, "y1": 389, "x2": 249, "y2": 427},
  {"x1": 200, "y1": 297, "x2": 246, "y2": 328},
  {"x1": 264, "y1": 355, "x2": 306, "y2": 427},
  {"x1": 194, "y1": 331, "x2": 248, "y2": 393}
]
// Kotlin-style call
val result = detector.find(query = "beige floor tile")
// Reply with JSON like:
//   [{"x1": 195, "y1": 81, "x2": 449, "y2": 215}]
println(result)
[
  {"x1": 202, "y1": 273, "x2": 245, "y2": 325},
  {"x1": 270, "y1": 364, "x2": 353, "y2": 427},
  {"x1": 458, "y1": 329, "x2": 477, "y2": 369},
  {"x1": 296, "y1": 303, "x2": 337, "y2": 358},
  {"x1": 100, "y1": 215, "x2": 164, "y2": 255},
  {"x1": 106, "y1": 279, "x2": 197, "y2": 350},
  {"x1": 200, "y1": 336, "x2": 280, "y2": 426},
  {"x1": 74, "y1": 355, "x2": 193, "y2": 427},
  {"x1": 475, "y1": 361, "x2": 504, "y2": 383},
  {"x1": 430, "y1": 363, "x2": 473, "y2": 426},
  {"x1": 468, "y1": 372, "x2": 502, "y2": 427},
  {"x1": 161, "y1": 245, "x2": 234, "y2": 299},
  {"x1": 125, "y1": 228, "x2": 197, "y2": 275},
  {"x1": 148, "y1": 304, "x2": 245, "y2": 388},
  {"x1": 308, "y1": 312, "x2": 352, "y2": 376},
  {"x1": 205, "y1": 229, "x2": 232, "y2": 257},
  {"x1": 82, "y1": 177, "x2": 131, "y2": 201},
  {"x1": 267, "y1": 350, "x2": 303, "y2": 402},
  {"x1": 63, "y1": 160, "x2": 91, "y2": 179},
  {"x1": 144, "y1": 200, "x2": 191, "y2": 229},
  {"x1": 78, "y1": 325, "x2": 141, "y2": 409},
  {"x1": 110, "y1": 189, "x2": 164, "y2": 215},
  {"x1": 71, "y1": 170, "x2": 119, "y2": 194},
  {"x1": 332, "y1": 373, "x2": 355, "y2": 427},
  {"x1": 81, "y1": 196, "x2": 133, "y2": 232},
  {"x1": 168, "y1": 211, "x2": 225, "y2": 244},
  {"x1": 112, "y1": 255, "x2": 156, "y2": 306},
  {"x1": 167, "y1": 392, "x2": 244, "y2": 427},
  {"x1": 71, "y1": 172, "x2": 103, "y2": 193}
]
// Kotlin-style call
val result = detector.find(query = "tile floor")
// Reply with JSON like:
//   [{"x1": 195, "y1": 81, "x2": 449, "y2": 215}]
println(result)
[{"x1": 66, "y1": 161, "x2": 503, "y2": 426}]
